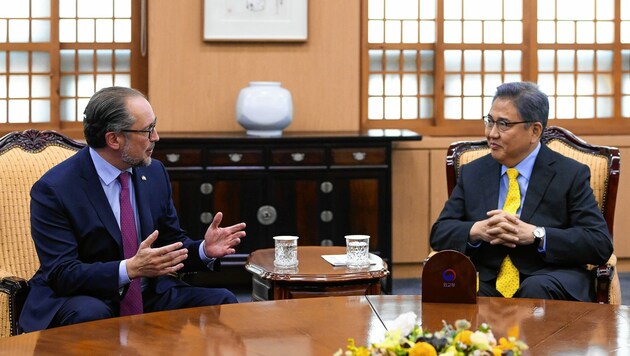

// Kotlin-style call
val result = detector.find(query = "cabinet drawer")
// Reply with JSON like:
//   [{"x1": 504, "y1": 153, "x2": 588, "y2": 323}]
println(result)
[
  {"x1": 331, "y1": 147, "x2": 387, "y2": 165},
  {"x1": 207, "y1": 149, "x2": 264, "y2": 166},
  {"x1": 270, "y1": 148, "x2": 326, "y2": 166},
  {"x1": 153, "y1": 148, "x2": 202, "y2": 167}
]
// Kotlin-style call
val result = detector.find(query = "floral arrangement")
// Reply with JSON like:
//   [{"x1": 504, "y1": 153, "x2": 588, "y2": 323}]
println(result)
[{"x1": 335, "y1": 312, "x2": 528, "y2": 356}]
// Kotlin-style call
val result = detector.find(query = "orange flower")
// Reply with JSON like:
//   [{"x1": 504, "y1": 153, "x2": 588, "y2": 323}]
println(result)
[{"x1": 408, "y1": 342, "x2": 437, "y2": 356}]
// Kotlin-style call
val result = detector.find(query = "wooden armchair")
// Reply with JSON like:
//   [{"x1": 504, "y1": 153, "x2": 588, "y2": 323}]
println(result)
[
  {"x1": 446, "y1": 126, "x2": 621, "y2": 304},
  {"x1": 0, "y1": 130, "x2": 84, "y2": 337}
]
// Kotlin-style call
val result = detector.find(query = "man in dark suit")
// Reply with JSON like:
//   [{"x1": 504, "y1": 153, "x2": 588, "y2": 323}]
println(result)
[
  {"x1": 430, "y1": 82, "x2": 613, "y2": 302},
  {"x1": 21, "y1": 86, "x2": 247, "y2": 332}
]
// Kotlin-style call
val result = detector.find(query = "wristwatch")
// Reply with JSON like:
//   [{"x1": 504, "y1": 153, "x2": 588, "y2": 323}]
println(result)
[{"x1": 533, "y1": 226, "x2": 546, "y2": 247}]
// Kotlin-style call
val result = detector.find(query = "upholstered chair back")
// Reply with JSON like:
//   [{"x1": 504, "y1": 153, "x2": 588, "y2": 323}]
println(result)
[{"x1": 0, "y1": 130, "x2": 84, "y2": 337}]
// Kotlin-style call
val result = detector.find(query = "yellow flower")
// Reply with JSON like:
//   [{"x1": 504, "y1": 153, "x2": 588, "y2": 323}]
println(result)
[
  {"x1": 455, "y1": 330, "x2": 473, "y2": 345},
  {"x1": 344, "y1": 338, "x2": 370, "y2": 356},
  {"x1": 372, "y1": 329, "x2": 403, "y2": 350},
  {"x1": 408, "y1": 342, "x2": 438, "y2": 356},
  {"x1": 498, "y1": 336, "x2": 516, "y2": 350},
  {"x1": 507, "y1": 325, "x2": 520, "y2": 339},
  {"x1": 337, "y1": 319, "x2": 528, "y2": 356}
]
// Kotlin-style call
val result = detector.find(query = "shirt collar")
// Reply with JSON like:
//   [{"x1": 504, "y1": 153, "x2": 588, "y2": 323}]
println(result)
[
  {"x1": 501, "y1": 142, "x2": 541, "y2": 181},
  {"x1": 89, "y1": 147, "x2": 132, "y2": 186}
]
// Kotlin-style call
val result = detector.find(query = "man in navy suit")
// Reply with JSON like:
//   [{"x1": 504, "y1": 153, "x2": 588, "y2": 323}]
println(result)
[
  {"x1": 21, "y1": 86, "x2": 247, "y2": 332},
  {"x1": 430, "y1": 82, "x2": 613, "y2": 302}
]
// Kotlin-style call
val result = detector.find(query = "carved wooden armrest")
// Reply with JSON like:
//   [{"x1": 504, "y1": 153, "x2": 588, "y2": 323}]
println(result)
[
  {"x1": 587, "y1": 254, "x2": 617, "y2": 304},
  {"x1": 0, "y1": 271, "x2": 30, "y2": 336}
]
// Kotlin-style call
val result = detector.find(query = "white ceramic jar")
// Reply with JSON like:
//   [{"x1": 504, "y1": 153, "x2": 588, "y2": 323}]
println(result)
[{"x1": 236, "y1": 81, "x2": 293, "y2": 136}]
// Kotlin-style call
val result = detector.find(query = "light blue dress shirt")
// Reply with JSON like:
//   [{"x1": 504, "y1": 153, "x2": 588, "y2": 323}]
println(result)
[
  {"x1": 88, "y1": 148, "x2": 214, "y2": 288},
  {"x1": 469, "y1": 142, "x2": 546, "y2": 251}
]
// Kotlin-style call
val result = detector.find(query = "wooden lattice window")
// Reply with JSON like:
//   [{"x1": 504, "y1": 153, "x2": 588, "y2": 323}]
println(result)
[
  {"x1": 0, "y1": 0, "x2": 147, "y2": 137},
  {"x1": 362, "y1": 0, "x2": 630, "y2": 136}
]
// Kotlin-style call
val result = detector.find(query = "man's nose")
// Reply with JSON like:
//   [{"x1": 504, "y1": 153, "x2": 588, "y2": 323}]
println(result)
[{"x1": 487, "y1": 124, "x2": 500, "y2": 136}]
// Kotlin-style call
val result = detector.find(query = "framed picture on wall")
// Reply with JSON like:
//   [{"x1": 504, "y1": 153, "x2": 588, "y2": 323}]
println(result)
[{"x1": 204, "y1": 0, "x2": 308, "y2": 41}]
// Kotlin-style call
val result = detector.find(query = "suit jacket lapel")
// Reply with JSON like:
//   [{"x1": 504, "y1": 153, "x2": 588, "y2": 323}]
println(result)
[
  {"x1": 520, "y1": 144, "x2": 556, "y2": 221},
  {"x1": 132, "y1": 167, "x2": 153, "y2": 241},
  {"x1": 479, "y1": 156, "x2": 502, "y2": 213},
  {"x1": 77, "y1": 148, "x2": 123, "y2": 248}
]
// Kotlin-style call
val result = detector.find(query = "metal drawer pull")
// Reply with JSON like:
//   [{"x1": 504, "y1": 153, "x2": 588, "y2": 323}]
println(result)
[
  {"x1": 228, "y1": 153, "x2": 243, "y2": 162},
  {"x1": 320, "y1": 210, "x2": 333, "y2": 222},
  {"x1": 352, "y1": 152, "x2": 366, "y2": 161},
  {"x1": 166, "y1": 153, "x2": 180, "y2": 163},
  {"x1": 320, "y1": 181, "x2": 333, "y2": 193},
  {"x1": 199, "y1": 183, "x2": 213, "y2": 195},
  {"x1": 257, "y1": 205, "x2": 277, "y2": 225},
  {"x1": 291, "y1": 153, "x2": 305, "y2": 162},
  {"x1": 200, "y1": 212, "x2": 213, "y2": 224}
]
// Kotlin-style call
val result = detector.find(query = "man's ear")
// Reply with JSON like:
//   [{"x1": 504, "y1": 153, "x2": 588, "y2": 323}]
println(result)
[
  {"x1": 531, "y1": 122, "x2": 543, "y2": 143},
  {"x1": 104, "y1": 131, "x2": 122, "y2": 150}
]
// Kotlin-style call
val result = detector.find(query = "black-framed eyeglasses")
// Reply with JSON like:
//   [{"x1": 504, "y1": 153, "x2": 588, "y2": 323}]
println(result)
[
  {"x1": 483, "y1": 115, "x2": 531, "y2": 132},
  {"x1": 120, "y1": 118, "x2": 157, "y2": 139}
]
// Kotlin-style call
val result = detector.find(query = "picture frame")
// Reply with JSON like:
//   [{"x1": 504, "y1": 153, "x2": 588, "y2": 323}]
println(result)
[{"x1": 204, "y1": 0, "x2": 308, "y2": 42}]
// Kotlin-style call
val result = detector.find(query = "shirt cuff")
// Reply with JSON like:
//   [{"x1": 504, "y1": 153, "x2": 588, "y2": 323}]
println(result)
[
  {"x1": 119, "y1": 260, "x2": 131, "y2": 288},
  {"x1": 199, "y1": 241, "x2": 217, "y2": 268},
  {"x1": 467, "y1": 240, "x2": 482, "y2": 248},
  {"x1": 538, "y1": 236, "x2": 547, "y2": 253}
]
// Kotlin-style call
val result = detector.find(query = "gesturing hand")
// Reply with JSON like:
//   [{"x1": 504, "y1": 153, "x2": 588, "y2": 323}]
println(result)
[
  {"x1": 203, "y1": 212, "x2": 247, "y2": 258},
  {"x1": 126, "y1": 230, "x2": 188, "y2": 280}
]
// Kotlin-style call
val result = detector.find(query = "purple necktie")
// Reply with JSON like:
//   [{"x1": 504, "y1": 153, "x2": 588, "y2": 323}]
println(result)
[{"x1": 118, "y1": 172, "x2": 143, "y2": 316}]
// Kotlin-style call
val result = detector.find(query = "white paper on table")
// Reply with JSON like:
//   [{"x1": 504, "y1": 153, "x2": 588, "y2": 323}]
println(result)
[{"x1": 320, "y1": 253, "x2": 380, "y2": 267}]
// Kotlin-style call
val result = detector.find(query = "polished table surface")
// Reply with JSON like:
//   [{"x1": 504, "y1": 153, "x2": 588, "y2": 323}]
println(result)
[
  {"x1": 245, "y1": 246, "x2": 389, "y2": 281},
  {"x1": 0, "y1": 296, "x2": 628, "y2": 355}
]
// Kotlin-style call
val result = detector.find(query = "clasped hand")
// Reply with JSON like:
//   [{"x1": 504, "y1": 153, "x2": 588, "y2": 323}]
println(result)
[
  {"x1": 126, "y1": 212, "x2": 246, "y2": 280},
  {"x1": 470, "y1": 210, "x2": 535, "y2": 248}
]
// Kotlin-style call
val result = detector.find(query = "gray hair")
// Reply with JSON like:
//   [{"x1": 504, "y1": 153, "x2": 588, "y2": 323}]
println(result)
[
  {"x1": 83, "y1": 86, "x2": 147, "y2": 148},
  {"x1": 493, "y1": 82, "x2": 549, "y2": 129}
]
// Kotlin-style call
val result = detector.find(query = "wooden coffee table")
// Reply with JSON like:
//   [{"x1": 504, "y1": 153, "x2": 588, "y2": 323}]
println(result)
[{"x1": 245, "y1": 246, "x2": 389, "y2": 300}]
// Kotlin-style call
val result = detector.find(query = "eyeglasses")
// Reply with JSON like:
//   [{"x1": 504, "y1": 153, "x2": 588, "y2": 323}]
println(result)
[
  {"x1": 483, "y1": 116, "x2": 531, "y2": 132},
  {"x1": 120, "y1": 118, "x2": 157, "y2": 139}
]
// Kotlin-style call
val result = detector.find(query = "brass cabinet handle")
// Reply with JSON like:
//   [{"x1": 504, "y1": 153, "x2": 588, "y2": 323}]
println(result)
[
  {"x1": 291, "y1": 152, "x2": 305, "y2": 162},
  {"x1": 199, "y1": 183, "x2": 213, "y2": 195},
  {"x1": 200, "y1": 212, "x2": 213, "y2": 224},
  {"x1": 229, "y1": 153, "x2": 243, "y2": 162},
  {"x1": 257, "y1": 205, "x2": 277, "y2": 225},
  {"x1": 320, "y1": 181, "x2": 333, "y2": 193},
  {"x1": 352, "y1": 151, "x2": 366, "y2": 161},
  {"x1": 166, "y1": 153, "x2": 180, "y2": 163}
]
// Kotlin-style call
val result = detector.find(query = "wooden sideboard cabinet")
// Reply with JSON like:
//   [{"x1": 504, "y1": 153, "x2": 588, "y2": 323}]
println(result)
[{"x1": 152, "y1": 130, "x2": 421, "y2": 293}]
